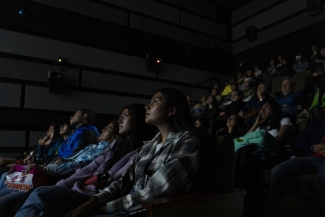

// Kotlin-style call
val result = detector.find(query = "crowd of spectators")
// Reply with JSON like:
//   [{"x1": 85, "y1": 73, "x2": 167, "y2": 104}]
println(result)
[{"x1": 0, "y1": 44, "x2": 324, "y2": 217}]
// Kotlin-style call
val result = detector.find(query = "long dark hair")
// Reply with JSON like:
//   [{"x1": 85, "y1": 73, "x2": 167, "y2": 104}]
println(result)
[
  {"x1": 103, "y1": 104, "x2": 157, "y2": 172},
  {"x1": 157, "y1": 88, "x2": 197, "y2": 133},
  {"x1": 259, "y1": 100, "x2": 282, "y2": 131},
  {"x1": 205, "y1": 95, "x2": 218, "y2": 109},
  {"x1": 49, "y1": 124, "x2": 60, "y2": 141}
]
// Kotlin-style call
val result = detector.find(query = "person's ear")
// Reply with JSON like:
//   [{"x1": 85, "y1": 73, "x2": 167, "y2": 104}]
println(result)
[
  {"x1": 82, "y1": 113, "x2": 88, "y2": 122},
  {"x1": 168, "y1": 106, "x2": 176, "y2": 116}
]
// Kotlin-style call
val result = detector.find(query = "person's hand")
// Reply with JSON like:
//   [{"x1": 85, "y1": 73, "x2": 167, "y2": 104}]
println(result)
[
  {"x1": 26, "y1": 163, "x2": 46, "y2": 173},
  {"x1": 238, "y1": 111, "x2": 244, "y2": 117},
  {"x1": 219, "y1": 111, "x2": 225, "y2": 116},
  {"x1": 39, "y1": 135, "x2": 51, "y2": 146},
  {"x1": 312, "y1": 144, "x2": 325, "y2": 156},
  {"x1": 25, "y1": 163, "x2": 37, "y2": 173},
  {"x1": 63, "y1": 198, "x2": 99, "y2": 217},
  {"x1": 255, "y1": 111, "x2": 265, "y2": 126},
  {"x1": 23, "y1": 155, "x2": 31, "y2": 164},
  {"x1": 54, "y1": 158, "x2": 64, "y2": 164}
]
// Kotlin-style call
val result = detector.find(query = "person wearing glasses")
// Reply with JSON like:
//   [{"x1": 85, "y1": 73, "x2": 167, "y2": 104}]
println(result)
[
  {"x1": 16, "y1": 88, "x2": 201, "y2": 217},
  {"x1": 0, "y1": 104, "x2": 157, "y2": 217},
  {"x1": 292, "y1": 54, "x2": 309, "y2": 73}
]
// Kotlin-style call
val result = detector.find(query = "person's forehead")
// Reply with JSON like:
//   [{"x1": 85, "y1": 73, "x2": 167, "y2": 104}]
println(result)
[{"x1": 282, "y1": 80, "x2": 291, "y2": 84}]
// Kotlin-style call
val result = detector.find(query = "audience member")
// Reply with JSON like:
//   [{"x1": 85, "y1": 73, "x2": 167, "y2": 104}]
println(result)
[
  {"x1": 267, "y1": 115, "x2": 325, "y2": 216},
  {"x1": 37, "y1": 122, "x2": 72, "y2": 165},
  {"x1": 220, "y1": 77, "x2": 235, "y2": 96},
  {"x1": 276, "y1": 55, "x2": 288, "y2": 75},
  {"x1": 186, "y1": 95, "x2": 196, "y2": 114},
  {"x1": 275, "y1": 77, "x2": 306, "y2": 118},
  {"x1": 200, "y1": 95, "x2": 218, "y2": 128},
  {"x1": 292, "y1": 54, "x2": 309, "y2": 73},
  {"x1": 15, "y1": 88, "x2": 201, "y2": 217},
  {"x1": 57, "y1": 109, "x2": 99, "y2": 158},
  {"x1": 234, "y1": 100, "x2": 294, "y2": 212},
  {"x1": 242, "y1": 77, "x2": 256, "y2": 102},
  {"x1": 310, "y1": 44, "x2": 323, "y2": 73},
  {"x1": 239, "y1": 82, "x2": 273, "y2": 127},
  {"x1": 0, "y1": 104, "x2": 157, "y2": 217},
  {"x1": 193, "y1": 95, "x2": 207, "y2": 114},
  {"x1": 266, "y1": 59, "x2": 276, "y2": 75},
  {"x1": 254, "y1": 66, "x2": 262, "y2": 78},
  {"x1": 216, "y1": 115, "x2": 246, "y2": 139},
  {"x1": 35, "y1": 121, "x2": 119, "y2": 179}
]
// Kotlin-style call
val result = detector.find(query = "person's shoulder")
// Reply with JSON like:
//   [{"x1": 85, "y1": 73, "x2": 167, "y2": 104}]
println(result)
[{"x1": 280, "y1": 117, "x2": 293, "y2": 125}]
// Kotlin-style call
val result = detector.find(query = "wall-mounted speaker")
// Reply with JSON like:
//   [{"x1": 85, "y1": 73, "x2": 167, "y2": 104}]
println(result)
[
  {"x1": 306, "y1": 0, "x2": 323, "y2": 16},
  {"x1": 48, "y1": 71, "x2": 63, "y2": 93},
  {"x1": 245, "y1": 25, "x2": 257, "y2": 42}
]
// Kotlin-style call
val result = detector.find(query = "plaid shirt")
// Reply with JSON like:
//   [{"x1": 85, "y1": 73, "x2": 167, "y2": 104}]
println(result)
[{"x1": 93, "y1": 131, "x2": 201, "y2": 214}]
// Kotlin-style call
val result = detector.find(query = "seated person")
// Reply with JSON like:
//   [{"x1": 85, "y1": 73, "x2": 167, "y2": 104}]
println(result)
[
  {"x1": 239, "y1": 82, "x2": 274, "y2": 127},
  {"x1": 242, "y1": 77, "x2": 256, "y2": 102},
  {"x1": 310, "y1": 45, "x2": 324, "y2": 73},
  {"x1": 200, "y1": 95, "x2": 218, "y2": 128},
  {"x1": 292, "y1": 54, "x2": 309, "y2": 73},
  {"x1": 186, "y1": 95, "x2": 196, "y2": 114},
  {"x1": 30, "y1": 120, "x2": 120, "y2": 179},
  {"x1": 14, "y1": 88, "x2": 201, "y2": 217},
  {"x1": 266, "y1": 59, "x2": 276, "y2": 75},
  {"x1": 57, "y1": 109, "x2": 99, "y2": 158},
  {"x1": 218, "y1": 90, "x2": 245, "y2": 122},
  {"x1": 267, "y1": 115, "x2": 325, "y2": 216},
  {"x1": 193, "y1": 95, "x2": 207, "y2": 114},
  {"x1": 216, "y1": 115, "x2": 246, "y2": 139},
  {"x1": 234, "y1": 100, "x2": 294, "y2": 210},
  {"x1": 254, "y1": 66, "x2": 262, "y2": 78},
  {"x1": 0, "y1": 124, "x2": 63, "y2": 179},
  {"x1": 194, "y1": 117, "x2": 209, "y2": 135},
  {"x1": 276, "y1": 77, "x2": 306, "y2": 118},
  {"x1": 0, "y1": 104, "x2": 157, "y2": 216},
  {"x1": 37, "y1": 122, "x2": 72, "y2": 165},
  {"x1": 220, "y1": 77, "x2": 235, "y2": 97},
  {"x1": 221, "y1": 82, "x2": 239, "y2": 107},
  {"x1": 276, "y1": 55, "x2": 288, "y2": 75}
]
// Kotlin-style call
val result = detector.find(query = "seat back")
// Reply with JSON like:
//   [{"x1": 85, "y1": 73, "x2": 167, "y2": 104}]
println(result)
[{"x1": 200, "y1": 136, "x2": 234, "y2": 192}]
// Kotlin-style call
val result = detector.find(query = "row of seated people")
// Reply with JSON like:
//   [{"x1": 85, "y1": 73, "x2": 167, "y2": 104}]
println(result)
[
  {"x1": 0, "y1": 88, "x2": 223, "y2": 217},
  {"x1": 0, "y1": 85, "x2": 324, "y2": 216},
  {"x1": 190, "y1": 74, "x2": 325, "y2": 216}
]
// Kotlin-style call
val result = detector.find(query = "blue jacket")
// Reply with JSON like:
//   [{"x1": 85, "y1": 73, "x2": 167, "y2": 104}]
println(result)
[{"x1": 58, "y1": 125, "x2": 99, "y2": 158}]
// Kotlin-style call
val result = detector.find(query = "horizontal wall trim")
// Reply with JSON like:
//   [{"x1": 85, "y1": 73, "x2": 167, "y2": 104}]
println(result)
[
  {"x1": 232, "y1": 8, "x2": 309, "y2": 44},
  {"x1": 0, "y1": 147, "x2": 26, "y2": 153},
  {"x1": 29, "y1": 1, "x2": 228, "y2": 43},
  {"x1": 232, "y1": 0, "x2": 285, "y2": 27},
  {"x1": 88, "y1": 0, "x2": 229, "y2": 42},
  {"x1": 0, "y1": 107, "x2": 117, "y2": 129},
  {"x1": 0, "y1": 52, "x2": 211, "y2": 91}
]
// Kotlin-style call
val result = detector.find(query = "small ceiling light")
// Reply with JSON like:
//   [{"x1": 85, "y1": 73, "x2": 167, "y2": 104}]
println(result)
[
  {"x1": 156, "y1": 58, "x2": 162, "y2": 64},
  {"x1": 18, "y1": 9, "x2": 25, "y2": 16},
  {"x1": 57, "y1": 56, "x2": 63, "y2": 63}
]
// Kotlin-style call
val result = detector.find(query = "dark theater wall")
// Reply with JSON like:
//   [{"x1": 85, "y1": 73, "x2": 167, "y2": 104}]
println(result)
[{"x1": 0, "y1": 0, "x2": 231, "y2": 156}]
